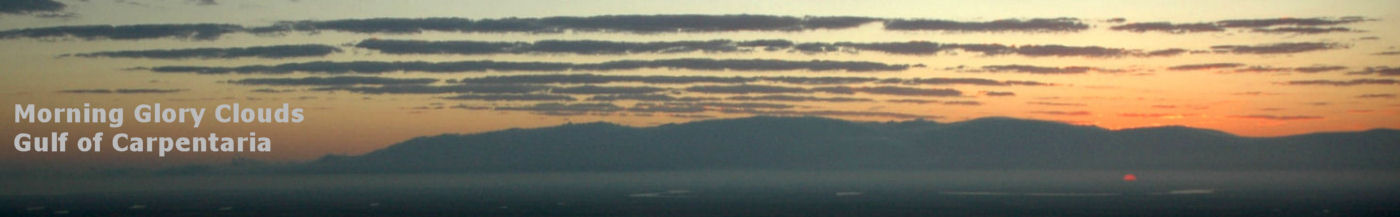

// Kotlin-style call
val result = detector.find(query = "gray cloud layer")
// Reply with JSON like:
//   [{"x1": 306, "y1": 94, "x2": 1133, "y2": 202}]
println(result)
[
  {"x1": 1111, "y1": 17, "x2": 1369, "y2": 34},
  {"x1": 1346, "y1": 66, "x2": 1400, "y2": 76},
  {"x1": 142, "y1": 58, "x2": 909, "y2": 74},
  {"x1": 228, "y1": 76, "x2": 437, "y2": 86},
  {"x1": 2, "y1": 16, "x2": 1368, "y2": 41},
  {"x1": 1167, "y1": 63, "x2": 1245, "y2": 71},
  {"x1": 356, "y1": 39, "x2": 1190, "y2": 58},
  {"x1": 1210, "y1": 42, "x2": 1343, "y2": 54},
  {"x1": 0, "y1": 24, "x2": 243, "y2": 40},
  {"x1": 0, "y1": 0, "x2": 65, "y2": 15},
  {"x1": 67, "y1": 44, "x2": 342, "y2": 59},
  {"x1": 452, "y1": 74, "x2": 1055, "y2": 87},
  {"x1": 58, "y1": 88, "x2": 184, "y2": 94},
  {"x1": 882, "y1": 18, "x2": 1087, "y2": 32},
  {"x1": 1280, "y1": 79, "x2": 1398, "y2": 86}
]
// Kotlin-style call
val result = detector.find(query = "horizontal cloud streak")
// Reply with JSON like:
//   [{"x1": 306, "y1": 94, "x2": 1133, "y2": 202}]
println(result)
[
  {"x1": 0, "y1": 24, "x2": 242, "y2": 40},
  {"x1": 1168, "y1": 63, "x2": 1244, "y2": 71},
  {"x1": 58, "y1": 88, "x2": 185, "y2": 94},
  {"x1": 727, "y1": 95, "x2": 873, "y2": 102},
  {"x1": 315, "y1": 84, "x2": 548, "y2": 94},
  {"x1": 1278, "y1": 79, "x2": 1398, "y2": 86},
  {"x1": 882, "y1": 18, "x2": 1087, "y2": 32},
  {"x1": 66, "y1": 44, "x2": 341, "y2": 59},
  {"x1": 970, "y1": 65, "x2": 1099, "y2": 74},
  {"x1": 687, "y1": 85, "x2": 962, "y2": 97},
  {"x1": 0, "y1": 0, "x2": 66, "y2": 15},
  {"x1": 358, "y1": 39, "x2": 1189, "y2": 58},
  {"x1": 719, "y1": 109, "x2": 941, "y2": 119},
  {"x1": 445, "y1": 94, "x2": 576, "y2": 101},
  {"x1": 228, "y1": 76, "x2": 437, "y2": 86},
  {"x1": 1112, "y1": 17, "x2": 1370, "y2": 34},
  {"x1": 453, "y1": 74, "x2": 1056, "y2": 87},
  {"x1": 265, "y1": 15, "x2": 881, "y2": 34},
  {"x1": 1210, "y1": 42, "x2": 1343, "y2": 54},
  {"x1": 1229, "y1": 115, "x2": 1323, "y2": 120},
  {"x1": 142, "y1": 58, "x2": 909, "y2": 74},
  {"x1": 1346, "y1": 66, "x2": 1400, "y2": 76}
]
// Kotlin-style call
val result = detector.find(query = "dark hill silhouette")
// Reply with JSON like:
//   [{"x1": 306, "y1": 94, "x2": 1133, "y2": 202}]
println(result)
[{"x1": 285, "y1": 116, "x2": 1400, "y2": 173}]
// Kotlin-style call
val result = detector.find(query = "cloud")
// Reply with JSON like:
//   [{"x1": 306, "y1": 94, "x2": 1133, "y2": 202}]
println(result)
[
  {"x1": 58, "y1": 88, "x2": 184, "y2": 94},
  {"x1": 1110, "y1": 22, "x2": 1223, "y2": 33},
  {"x1": 726, "y1": 95, "x2": 872, "y2": 102},
  {"x1": 1346, "y1": 66, "x2": 1400, "y2": 76},
  {"x1": 315, "y1": 84, "x2": 548, "y2": 94},
  {"x1": 878, "y1": 77, "x2": 1056, "y2": 86},
  {"x1": 1112, "y1": 17, "x2": 1370, "y2": 34},
  {"x1": 144, "y1": 58, "x2": 909, "y2": 74},
  {"x1": 983, "y1": 91, "x2": 1015, "y2": 96},
  {"x1": 1228, "y1": 115, "x2": 1323, "y2": 120},
  {"x1": 265, "y1": 15, "x2": 881, "y2": 34},
  {"x1": 883, "y1": 18, "x2": 1087, "y2": 32},
  {"x1": 719, "y1": 109, "x2": 940, "y2": 119},
  {"x1": 445, "y1": 94, "x2": 576, "y2": 101},
  {"x1": 0, "y1": 0, "x2": 65, "y2": 15},
  {"x1": 794, "y1": 41, "x2": 1185, "y2": 57},
  {"x1": 685, "y1": 85, "x2": 961, "y2": 97},
  {"x1": 1293, "y1": 65, "x2": 1348, "y2": 73},
  {"x1": 1251, "y1": 27, "x2": 1354, "y2": 34},
  {"x1": 1167, "y1": 63, "x2": 1244, "y2": 71},
  {"x1": 1233, "y1": 91, "x2": 1281, "y2": 96},
  {"x1": 941, "y1": 101, "x2": 981, "y2": 106},
  {"x1": 1280, "y1": 79, "x2": 1398, "y2": 86},
  {"x1": 627, "y1": 103, "x2": 707, "y2": 113},
  {"x1": 886, "y1": 99, "x2": 939, "y2": 104},
  {"x1": 358, "y1": 39, "x2": 781, "y2": 55},
  {"x1": 1010, "y1": 45, "x2": 1162, "y2": 57},
  {"x1": 575, "y1": 59, "x2": 908, "y2": 72},
  {"x1": 1119, "y1": 113, "x2": 1191, "y2": 118},
  {"x1": 1215, "y1": 17, "x2": 1368, "y2": 28},
  {"x1": 1210, "y1": 42, "x2": 1343, "y2": 54},
  {"x1": 1358, "y1": 94, "x2": 1396, "y2": 99},
  {"x1": 844, "y1": 86, "x2": 962, "y2": 97},
  {"x1": 191, "y1": 0, "x2": 217, "y2": 6},
  {"x1": 458, "y1": 74, "x2": 753, "y2": 84},
  {"x1": 1030, "y1": 110, "x2": 1091, "y2": 116},
  {"x1": 250, "y1": 88, "x2": 294, "y2": 93},
  {"x1": 359, "y1": 39, "x2": 1182, "y2": 58},
  {"x1": 495, "y1": 103, "x2": 621, "y2": 116},
  {"x1": 692, "y1": 102, "x2": 796, "y2": 110},
  {"x1": 66, "y1": 44, "x2": 341, "y2": 59},
  {"x1": 1230, "y1": 66, "x2": 1291, "y2": 73},
  {"x1": 451, "y1": 74, "x2": 1055, "y2": 88},
  {"x1": 228, "y1": 76, "x2": 437, "y2": 86},
  {"x1": 972, "y1": 65, "x2": 1096, "y2": 74},
  {"x1": 548, "y1": 85, "x2": 669, "y2": 94},
  {"x1": 1375, "y1": 51, "x2": 1400, "y2": 56},
  {"x1": 586, "y1": 94, "x2": 717, "y2": 102},
  {"x1": 684, "y1": 84, "x2": 808, "y2": 94},
  {"x1": 0, "y1": 24, "x2": 243, "y2": 40},
  {"x1": 456, "y1": 74, "x2": 877, "y2": 85},
  {"x1": 1028, "y1": 101, "x2": 1086, "y2": 107}
]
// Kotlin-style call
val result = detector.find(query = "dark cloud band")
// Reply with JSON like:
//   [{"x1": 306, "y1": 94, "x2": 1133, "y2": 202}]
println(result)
[
  {"x1": 67, "y1": 44, "x2": 341, "y2": 59},
  {"x1": 228, "y1": 76, "x2": 437, "y2": 86},
  {"x1": 142, "y1": 58, "x2": 909, "y2": 74}
]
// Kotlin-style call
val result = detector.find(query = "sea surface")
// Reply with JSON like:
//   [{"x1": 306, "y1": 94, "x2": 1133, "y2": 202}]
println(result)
[{"x1": 2, "y1": 170, "x2": 1397, "y2": 217}]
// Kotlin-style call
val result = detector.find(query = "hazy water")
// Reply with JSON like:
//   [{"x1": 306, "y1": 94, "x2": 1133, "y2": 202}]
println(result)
[{"x1": 2, "y1": 170, "x2": 1398, "y2": 216}]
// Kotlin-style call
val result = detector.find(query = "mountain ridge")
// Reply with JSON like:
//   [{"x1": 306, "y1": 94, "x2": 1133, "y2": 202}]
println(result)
[{"x1": 274, "y1": 116, "x2": 1399, "y2": 173}]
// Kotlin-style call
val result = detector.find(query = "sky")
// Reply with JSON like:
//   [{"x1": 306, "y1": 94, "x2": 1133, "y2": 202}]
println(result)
[{"x1": 0, "y1": 0, "x2": 1398, "y2": 169}]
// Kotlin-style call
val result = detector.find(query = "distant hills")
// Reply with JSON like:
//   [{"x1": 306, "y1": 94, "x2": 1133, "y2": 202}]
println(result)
[{"x1": 280, "y1": 116, "x2": 1400, "y2": 173}]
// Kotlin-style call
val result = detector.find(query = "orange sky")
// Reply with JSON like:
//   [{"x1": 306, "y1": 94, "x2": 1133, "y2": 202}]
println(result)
[{"x1": 1, "y1": 0, "x2": 1398, "y2": 169}]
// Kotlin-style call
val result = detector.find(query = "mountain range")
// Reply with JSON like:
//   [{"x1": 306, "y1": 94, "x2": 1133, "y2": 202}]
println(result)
[{"x1": 262, "y1": 116, "x2": 1400, "y2": 173}]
